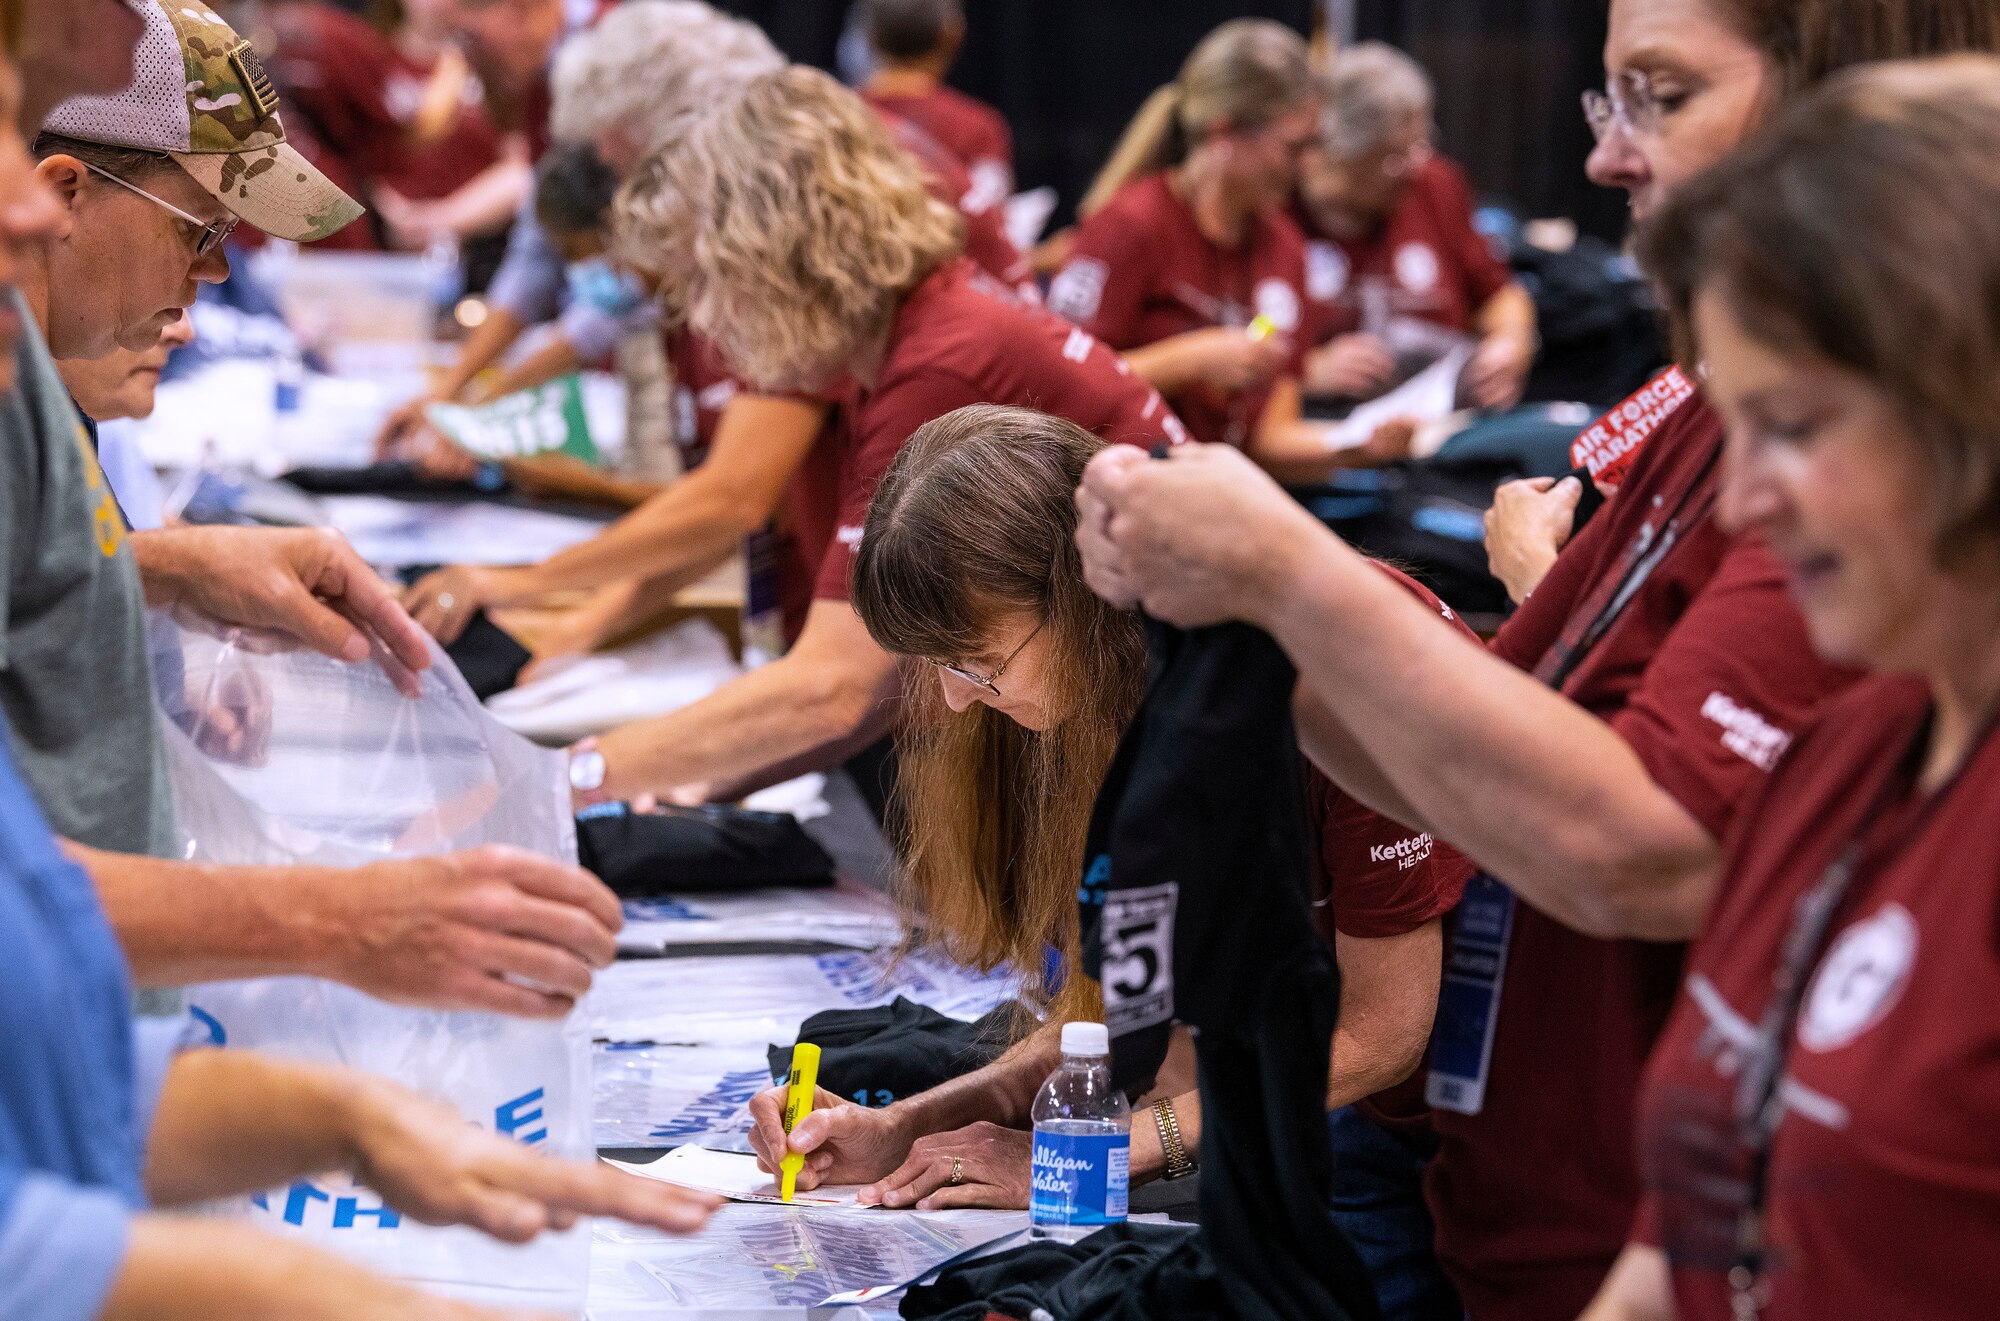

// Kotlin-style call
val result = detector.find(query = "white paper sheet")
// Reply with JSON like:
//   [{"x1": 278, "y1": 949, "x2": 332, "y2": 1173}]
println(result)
[
  {"x1": 485, "y1": 621, "x2": 744, "y2": 745},
  {"x1": 1327, "y1": 343, "x2": 1476, "y2": 452},
  {"x1": 615, "y1": 885, "x2": 904, "y2": 955},
  {"x1": 584, "y1": 1202, "x2": 1027, "y2": 1316},
  {"x1": 608, "y1": 1147, "x2": 865, "y2": 1209},
  {"x1": 319, "y1": 495, "x2": 614, "y2": 568},
  {"x1": 583, "y1": 949, "x2": 1025, "y2": 1047}
]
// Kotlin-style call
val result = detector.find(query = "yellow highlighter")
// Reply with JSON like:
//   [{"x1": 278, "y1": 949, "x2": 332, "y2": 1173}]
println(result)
[
  {"x1": 779, "y1": 1042, "x2": 822, "y2": 1202},
  {"x1": 1247, "y1": 313, "x2": 1279, "y2": 341}
]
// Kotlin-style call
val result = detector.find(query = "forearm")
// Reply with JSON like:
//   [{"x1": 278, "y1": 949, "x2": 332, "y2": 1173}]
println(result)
[
  {"x1": 1580, "y1": 1245, "x2": 1675, "y2": 1321},
  {"x1": 470, "y1": 333, "x2": 585, "y2": 405},
  {"x1": 596, "y1": 646, "x2": 892, "y2": 798},
  {"x1": 101, "y1": 1217, "x2": 413, "y2": 1321},
  {"x1": 893, "y1": 1021, "x2": 1061, "y2": 1136},
  {"x1": 497, "y1": 475, "x2": 757, "y2": 602},
  {"x1": 502, "y1": 454, "x2": 665, "y2": 510},
  {"x1": 425, "y1": 158, "x2": 534, "y2": 242},
  {"x1": 1257, "y1": 523, "x2": 1717, "y2": 938},
  {"x1": 1123, "y1": 335, "x2": 1210, "y2": 394},
  {"x1": 75, "y1": 844, "x2": 335, "y2": 988},
  {"x1": 1293, "y1": 688, "x2": 1434, "y2": 834},
  {"x1": 144, "y1": 1052, "x2": 362, "y2": 1206},
  {"x1": 1475, "y1": 281, "x2": 1538, "y2": 358},
  {"x1": 436, "y1": 308, "x2": 525, "y2": 402},
  {"x1": 1248, "y1": 417, "x2": 1360, "y2": 484}
]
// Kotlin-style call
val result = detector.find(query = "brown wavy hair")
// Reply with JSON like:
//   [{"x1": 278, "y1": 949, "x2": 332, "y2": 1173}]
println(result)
[
  {"x1": 1642, "y1": 55, "x2": 2000, "y2": 564},
  {"x1": 613, "y1": 65, "x2": 963, "y2": 391},
  {"x1": 852, "y1": 406, "x2": 1145, "y2": 1019},
  {"x1": 1704, "y1": 0, "x2": 2000, "y2": 98}
]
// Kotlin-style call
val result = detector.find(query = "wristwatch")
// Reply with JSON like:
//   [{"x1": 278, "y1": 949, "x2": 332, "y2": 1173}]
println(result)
[{"x1": 1151, "y1": 1098, "x2": 1196, "y2": 1181}]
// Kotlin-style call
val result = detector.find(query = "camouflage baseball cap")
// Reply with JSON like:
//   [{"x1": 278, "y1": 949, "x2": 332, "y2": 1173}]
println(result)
[{"x1": 43, "y1": 1, "x2": 362, "y2": 243}]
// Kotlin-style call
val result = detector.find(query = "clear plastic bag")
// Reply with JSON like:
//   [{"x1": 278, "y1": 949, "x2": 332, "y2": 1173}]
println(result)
[{"x1": 152, "y1": 611, "x2": 593, "y2": 1315}]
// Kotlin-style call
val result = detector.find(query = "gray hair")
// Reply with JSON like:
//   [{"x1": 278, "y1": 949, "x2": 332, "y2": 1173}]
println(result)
[
  {"x1": 550, "y1": 0, "x2": 784, "y2": 160},
  {"x1": 1318, "y1": 42, "x2": 1433, "y2": 160}
]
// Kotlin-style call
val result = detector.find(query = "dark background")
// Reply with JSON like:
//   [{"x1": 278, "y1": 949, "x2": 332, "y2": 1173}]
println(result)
[{"x1": 721, "y1": 0, "x2": 1623, "y2": 241}]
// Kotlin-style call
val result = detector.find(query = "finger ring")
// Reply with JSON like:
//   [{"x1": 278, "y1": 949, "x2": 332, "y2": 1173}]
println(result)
[
  {"x1": 436, "y1": 592, "x2": 455, "y2": 611},
  {"x1": 949, "y1": 1157, "x2": 964, "y2": 1186}
]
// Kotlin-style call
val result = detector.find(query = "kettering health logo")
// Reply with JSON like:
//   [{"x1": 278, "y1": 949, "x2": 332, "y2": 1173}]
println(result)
[
  {"x1": 1370, "y1": 833, "x2": 1436, "y2": 870},
  {"x1": 1702, "y1": 690, "x2": 1790, "y2": 771}
]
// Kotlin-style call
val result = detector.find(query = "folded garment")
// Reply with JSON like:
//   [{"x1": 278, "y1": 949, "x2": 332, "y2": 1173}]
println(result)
[
  {"x1": 577, "y1": 801, "x2": 836, "y2": 896},
  {"x1": 284, "y1": 459, "x2": 505, "y2": 499},
  {"x1": 445, "y1": 610, "x2": 533, "y2": 700},
  {"x1": 769, "y1": 996, "x2": 1022, "y2": 1108},
  {"x1": 900, "y1": 1221, "x2": 1218, "y2": 1321}
]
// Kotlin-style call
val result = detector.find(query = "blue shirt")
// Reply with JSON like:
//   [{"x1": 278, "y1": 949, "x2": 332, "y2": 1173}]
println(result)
[
  {"x1": 0, "y1": 725, "x2": 189, "y2": 1321},
  {"x1": 486, "y1": 195, "x2": 656, "y2": 361}
]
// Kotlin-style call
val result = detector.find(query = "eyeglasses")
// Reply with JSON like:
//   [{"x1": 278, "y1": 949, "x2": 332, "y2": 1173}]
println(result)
[
  {"x1": 1582, "y1": 70, "x2": 1669, "y2": 144},
  {"x1": 931, "y1": 621, "x2": 1045, "y2": 698},
  {"x1": 85, "y1": 162, "x2": 237, "y2": 257}
]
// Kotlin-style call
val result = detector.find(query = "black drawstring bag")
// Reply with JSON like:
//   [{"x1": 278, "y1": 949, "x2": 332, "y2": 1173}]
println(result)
[
  {"x1": 1076, "y1": 620, "x2": 1374, "y2": 1321},
  {"x1": 769, "y1": 997, "x2": 1022, "y2": 1109}
]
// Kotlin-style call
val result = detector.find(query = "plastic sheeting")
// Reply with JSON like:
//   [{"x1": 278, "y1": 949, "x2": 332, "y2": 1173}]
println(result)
[
  {"x1": 615, "y1": 885, "x2": 905, "y2": 955},
  {"x1": 484, "y1": 619, "x2": 744, "y2": 746},
  {"x1": 153, "y1": 612, "x2": 594, "y2": 1315},
  {"x1": 593, "y1": 1041, "x2": 774, "y2": 1150}
]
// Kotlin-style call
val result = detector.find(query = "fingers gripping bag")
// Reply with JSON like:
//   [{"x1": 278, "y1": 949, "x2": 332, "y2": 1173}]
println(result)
[{"x1": 150, "y1": 610, "x2": 593, "y2": 1315}]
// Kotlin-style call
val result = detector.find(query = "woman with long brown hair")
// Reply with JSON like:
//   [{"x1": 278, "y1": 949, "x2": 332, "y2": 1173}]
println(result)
[
  {"x1": 1074, "y1": 2, "x2": 2000, "y2": 1317},
  {"x1": 744, "y1": 404, "x2": 1470, "y2": 1317},
  {"x1": 1048, "y1": 19, "x2": 1408, "y2": 475},
  {"x1": 559, "y1": 67, "x2": 1182, "y2": 814}
]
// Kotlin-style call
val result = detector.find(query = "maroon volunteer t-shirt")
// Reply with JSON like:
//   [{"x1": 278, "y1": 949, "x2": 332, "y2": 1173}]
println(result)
[
  {"x1": 1295, "y1": 156, "x2": 1512, "y2": 346},
  {"x1": 1309, "y1": 563, "x2": 1478, "y2": 1129},
  {"x1": 1048, "y1": 172, "x2": 1308, "y2": 449},
  {"x1": 271, "y1": 5, "x2": 505, "y2": 249},
  {"x1": 864, "y1": 85, "x2": 1014, "y2": 212},
  {"x1": 792, "y1": 258, "x2": 1187, "y2": 604},
  {"x1": 879, "y1": 111, "x2": 1034, "y2": 298},
  {"x1": 1428, "y1": 385, "x2": 1860, "y2": 1321},
  {"x1": 1636, "y1": 675, "x2": 2000, "y2": 1321}
]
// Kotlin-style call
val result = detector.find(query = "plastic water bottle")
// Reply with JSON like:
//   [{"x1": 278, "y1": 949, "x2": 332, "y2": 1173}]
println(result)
[{"x1": 1029, "y1": 1022, "x2": 1130, "y2": 1242}]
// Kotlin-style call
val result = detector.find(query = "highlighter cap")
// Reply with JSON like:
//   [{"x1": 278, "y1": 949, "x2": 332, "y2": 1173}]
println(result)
[{"x1": 1061, "y1": 1022, "x2": 1110, "y2": 1056}]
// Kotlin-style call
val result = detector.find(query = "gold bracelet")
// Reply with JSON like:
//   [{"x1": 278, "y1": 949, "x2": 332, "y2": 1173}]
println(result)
[{"x1": 1151, "y1": 1098, "x2": 1196, "y2": 1181}]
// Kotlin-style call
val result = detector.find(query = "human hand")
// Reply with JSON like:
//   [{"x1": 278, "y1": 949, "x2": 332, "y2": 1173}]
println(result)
[
  {"x1": 404, "y1": 564, "x2": 520, "y2": 645},
  {"x1": 347, "y1": 1076, "x2": 720, "y2": 1241},
  {"x1": 1465, "y1": 333, "x2": 1533, "y2": 411},
  {"x1": 1181, "y1": 326, "x2": 1291, "y2": 392},
  {"x1": 1305, "y1": 333, "x2": 1395, "y2": 399},
  {"x1": 132, "y1": 525, "x2": 432, "y2": 696},
  {"x1": 1483, "y1": 475, "x2": 1582, "y2": 603},
  {"x1": 1354, "y1": 416, "x2": 1419, "y2": 467},
  {"x1": 1076, "y1": 442, "x2": 1328, "y2": 629},
  {"x1": 313, "y1": 845, "x2": 622, "y2": 1018},
  {"x1": 183, "y1": 668, "x2": 273, "y2": 767},
  {"x1": 375, "y1": 392, "x2": 446, "y2": 461},
  {"x1": 860, "y1": 1121, "x2": 1031, "y2": 1211},
  {"x1": 746, "y1": 1085, "x2": 916, "y2": 1192},
  {"x1": 390, "y1": 421, "x2": 487, "y2": 484}
]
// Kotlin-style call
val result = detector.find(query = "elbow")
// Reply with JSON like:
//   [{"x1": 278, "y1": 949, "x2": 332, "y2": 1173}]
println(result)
[
  {"x1": 1536, "y1": 822, "x2": 1718, "y2": 942},
  {"x1": 790, "y1": 662, "x2": 886, "y2": 747}
]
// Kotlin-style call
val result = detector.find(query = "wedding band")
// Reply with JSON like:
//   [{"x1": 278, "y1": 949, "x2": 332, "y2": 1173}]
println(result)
[
  {"x1": 436, "y1": 592, "x2": 456, "y2": 611},
  {"x1": 949, "y1": 1157, "x2": 964, "y2": 1186}
]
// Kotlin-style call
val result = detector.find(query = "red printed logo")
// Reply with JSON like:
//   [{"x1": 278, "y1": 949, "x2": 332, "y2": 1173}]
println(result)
[{"x1": 1569, "y1": 366, "x2": 1696, "y2": 487}]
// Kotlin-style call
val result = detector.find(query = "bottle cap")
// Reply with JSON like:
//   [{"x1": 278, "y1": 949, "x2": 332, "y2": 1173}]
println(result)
[{"x1": 1061, "y1": 1022, "x2": 1110, "y2": 1056}]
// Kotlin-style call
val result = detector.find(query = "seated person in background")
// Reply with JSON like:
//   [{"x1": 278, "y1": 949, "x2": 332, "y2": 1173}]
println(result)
[
  {"x1": 0, "y1": 718, "x2": 715, "y2": 1321},
  {"x1": 57, "y1": 309, "x2": 196, "y2": 531},
  {"x1": 859, "y1": 0, "x2": 1014, "y2": 213},
  {"x1": 449, "y1": 0, "x2": 563, "y2": 162},
  {"x1": 267, "y1": 0, "x2": 531, "y2": 252},
  {"x1": 559, "y1": 67, "x2": 1184, "y2": 808},
  {"x1": 1294, "y1": 43, "x2": 1536, "y2": 412},
  {"x1": 6, "y1": 0, "x2": 623, "y2": 1019},
  {"x1": 747, "y1": 404, "x2": 1468, "y2": 1318},
  {"x1": 1049, "y1": 20, "x2": 1408, "y2": 477}
]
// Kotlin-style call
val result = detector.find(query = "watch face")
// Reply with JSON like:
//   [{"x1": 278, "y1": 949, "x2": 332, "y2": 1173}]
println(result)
[{"x1": 569, "y1": 749, "x2": 607, "y2": 792}]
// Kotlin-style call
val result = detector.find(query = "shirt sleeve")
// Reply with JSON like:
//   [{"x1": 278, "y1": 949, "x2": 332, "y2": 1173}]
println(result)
[
  {"x1": 486, "y1": 198, "x2": 566, "y2": 327},
  {"x1": 1045, "y1": 204, "x2": 1155, "y2": 350},
  {"x1": 1604, "y1": 536, "x2": 1856, "y2": 840},
  {"x1": 557, "y1": 297, "x2": 661, "y2": 365},
  {"x1": 1310, "y1": 764, "x2": 1471, "y2": 938},
  {"x1": 814, "y1": 370, "x2": 989, "y2": 601},
  {"x1": 0, "y1": 1170, "x2": 130, "y2": 1321},
  {"x1": 1427, "y1": 159, "x2": 1513, "y2": 313}
]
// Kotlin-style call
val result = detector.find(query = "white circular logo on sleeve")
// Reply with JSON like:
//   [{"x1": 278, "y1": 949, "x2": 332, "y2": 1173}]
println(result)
[
  {"x1": 1306, "y1": 241, "x2": 1349, "y2": 302},
  {"x1": 1394, "y1": 241, "x2": 1441, "y2": 294},
  {"x1": 1252, "y1": 278, "x2": 1301, "y2": 333},
  {"x1": 1798, "y1": 903, "x2": 1917, "y2": 1053},
  {"x1": 1047, "y1": 257, "x2": 1109, "y2": 323}
]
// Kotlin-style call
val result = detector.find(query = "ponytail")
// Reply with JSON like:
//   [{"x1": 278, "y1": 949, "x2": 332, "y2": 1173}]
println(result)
[{"x1": 1080, "y1": 83, "x2": 1188, "y2": 217}]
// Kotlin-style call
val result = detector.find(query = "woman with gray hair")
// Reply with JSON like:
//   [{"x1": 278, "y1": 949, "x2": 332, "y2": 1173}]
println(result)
[{"x1": 1294, "y1": 42, "x2": 1538, "y2": 411}]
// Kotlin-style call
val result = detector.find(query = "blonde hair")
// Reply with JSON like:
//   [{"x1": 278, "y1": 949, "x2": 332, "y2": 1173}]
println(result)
[
  {"x1": 614, "y1": 66, "x2": 963, "y2": 390},
  {"x1": 550, "y1": 0, "x2": 783, "y2": 159},
  {"x1": 853, "y1": 406, "x2": 1139, "y2": 1022},
  {"x1": 1080, "y1": 18, "x2": 1313, "y2": 216}
]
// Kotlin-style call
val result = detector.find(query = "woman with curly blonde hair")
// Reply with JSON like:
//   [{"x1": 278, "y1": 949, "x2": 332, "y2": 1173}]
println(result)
[{"x1": 561, "y1": 66, "x2": 1185, "y2": 815}]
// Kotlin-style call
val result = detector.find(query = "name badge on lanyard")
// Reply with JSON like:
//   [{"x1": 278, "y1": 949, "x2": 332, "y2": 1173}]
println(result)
[
  {"x1": 1427, "y1": 873, "x2": 1516, "y2": 1114},
  {"x1": 1428, "y1": 444, "x2": 1721, "y2": 1115}
]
